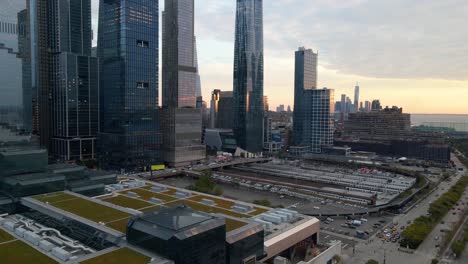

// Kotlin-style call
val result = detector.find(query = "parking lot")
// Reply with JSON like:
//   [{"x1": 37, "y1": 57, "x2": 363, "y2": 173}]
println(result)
[{"x1": 319, "y1": 214, "x2": 396, "y2": 240}]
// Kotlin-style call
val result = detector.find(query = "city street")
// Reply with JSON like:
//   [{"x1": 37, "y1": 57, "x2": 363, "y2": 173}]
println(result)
[{"x1": 345, "y1": 156, "x2": 467, "y2": 264}]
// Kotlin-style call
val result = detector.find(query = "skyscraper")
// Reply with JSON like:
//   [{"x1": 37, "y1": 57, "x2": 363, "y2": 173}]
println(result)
[
  {"x1": 98, "y1": 0, "x2": 161, "y2": 169},
  {"x1": 162, "y1": 0, "x2": 205, "y2": 167},
  {"x1": 34, "y1": 0, "x2": 99, "y2": 161},
  {"x1": 293, "y1": 47, "x2": 334, "y2": 153},
  {"x1": 210, "y1": 89, "x2": 221, "y2": 129},
  {"x1": 233, "y1": 0, "x2": 264, "y2": 153},
  {"x1": 17, "y1": 4, "x2": 32, "y2": 133},
  {"x1": 354, "y1": 83, "x2": 360, "y2": 113},
  {"x1": 0, "y1": 1, "x2": 26, "y2": 127}
]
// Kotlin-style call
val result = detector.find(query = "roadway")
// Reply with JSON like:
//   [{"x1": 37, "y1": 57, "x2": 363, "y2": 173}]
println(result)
[{"x1": 346, "y1": 155, "x2": 466, "y2": 264}]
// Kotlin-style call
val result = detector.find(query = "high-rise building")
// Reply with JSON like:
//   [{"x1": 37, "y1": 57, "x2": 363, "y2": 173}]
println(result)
[
  {"x1": 365, "y1": 101, "x2": 371, "y2": 112},
  {"x1": 217, "y1": 91, "x2": 234, "y2": 129},
  {"x1": 340, "y1": 94, "x2": 346, "y2": 113},
  {"x1": 209, "y1": 89, "x2": 221, "y2": 129},
  {"x1": 17, "y1": 5, "x2": 32, "y2": 133},
  {"x1": 276, "y1": 105, "x2": 285, "y2": 112},
  {"x1": 293, "y1": 47, "x2": 334, "y2": 153},
  {"x1": 353, "y1": 83, "x2": 360, "y2": 113},
  {"x1": 371, "y1": 99, "x2": 382, "y2": 111},
  {"x1": 287, "y1": 105, "x2": 292, "y2": 113},
  {"x1": 162, "y1": 0, "x2": 205, "y2": 167},
  {"x1": 233, "y1": 0, "x2": 264, "y2": 153},
  {"x1": 0, "y1": 1, "x2": 26, "y2": 128},
  {"x1": 33, "y1": 0, "x2": 99, "y2": 161},
  {"x1": 98, "y1": 0, "x2": 161, "y2": 169}
]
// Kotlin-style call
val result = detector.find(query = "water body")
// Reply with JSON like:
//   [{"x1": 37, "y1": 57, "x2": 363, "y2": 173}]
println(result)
[{"x1": 411, "y1": 114, "x2": 468, "y2": 126}]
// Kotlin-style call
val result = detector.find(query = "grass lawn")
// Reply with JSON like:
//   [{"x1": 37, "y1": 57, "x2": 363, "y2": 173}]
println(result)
[
  {"x1": 163, "y1": 200, "x2": 249, "y2": 218},
  {"x1": 188, "y1": 194, "x2": 235, "y2": 209},
  {"x1": 0, "y1": 240, "x2": 58, "y2": 264},
  {"x1": 33, "y1": 192, "x2": 78, "y2": 204},
  {"x1": 0, "y1": 228, "x2": 14, "y2": 243},
  {"x1": 225, "y1": 218, "x2": 248, "y2": 232},
  {"x1": 80, "y1": 248, "x2": 150, "y2": 264},
  {"x1": 51, "y1": 197, "x2": 131, "y2": 223},
  {"x1": 105, "y1": 218, "x2": 131, "y2": 233},
  {"x1": 123, "y1": 188, "x2": 178, "y2": 203},
  {"x1": 248, "y1": 207, "x2": 270, "y2": 216},
  {"x1": 102, "y1": 195, "x2": 153, "y2": 210}
]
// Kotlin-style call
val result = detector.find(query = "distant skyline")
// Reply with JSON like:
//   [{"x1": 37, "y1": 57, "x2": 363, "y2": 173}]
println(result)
[{"x1": 86, "y1": 0, "x2": 466, "y2": 114}]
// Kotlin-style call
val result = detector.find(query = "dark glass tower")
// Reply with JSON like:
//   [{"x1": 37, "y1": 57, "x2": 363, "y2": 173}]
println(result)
[
  {"x1": 33, "y1": 0, "x2": 99, "y2": 160},
  {"x1": 233, "y1": 0, "x2": 264, "y2": 153},
  {"x1": 162, "y1": 0, "x2": 205, "y2": 167},
  {"x1": 98, "y1": 0, "x2": 161, "y2": 170}
]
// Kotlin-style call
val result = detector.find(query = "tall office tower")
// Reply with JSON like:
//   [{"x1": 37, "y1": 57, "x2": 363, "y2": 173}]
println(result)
[
  {"x1": 210, "y1": 89, "x2": 221, "y2": 129},
  {"x1": 293, "y1": 47, "x2": 334, "y2": 153},
  {"x1": 194, "y1": 37, "x2": 202, "y2": 106},
  {"x1": 263, "y1": 95, "x2": 270, "y2": 145},
  {"x1": 162, "y1": 0, "x2": 205, "y2": 167},
  {"x1": 359, "y1": 102, "x2": 364, "y2": 112},
  {"x1": 17, "y1": 5, "x2": 32, "y2": 133},
  {"x1": 371, "y1": 99, "x2": 382, "y2": 111},
  {"x1": 217, "y1": 91, "x2": 234, "y2": 129},
  {"x1": 98, "y1": 0, "x2": 161, "y2": 169},
  {"x1": 340, "y1": 94, "x2": 346, "y2": 113},
  {"x1": 287, "y1": 105, "x2": 292, "y2": 113},
  {"x1": 365, "y1": 101, "x2": 371, "y2": 112},
  {"x1": 34, "y1": 0, "x2": 99, "y2": 160},
  {"x1": 353, "y1": 83, "x2": 360, "y2": 113},
  {"x1": 0, "y1": 1, "x2": 25, "y2": 127},
  {"x1": 233, "y1": 0, "x2": 264, "y2": 153}
]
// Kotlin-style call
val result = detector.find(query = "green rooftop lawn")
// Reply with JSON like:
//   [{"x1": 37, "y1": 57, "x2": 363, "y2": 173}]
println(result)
[
  {"x1": 188, "y1": 194, "x2": 235, "y2": 209},
  {"x1": 105, "y1": 218, "x2": 131, "y2": 233},
  {"x1": 50, "y1": 197, "x2": 131, "y2": 223},
  {"x1": 225, "y1": 218, "x2": 248, "y2": 232},
  {"x1": 102, "y1": 195, "x2": 153, "y2": 210},
  {"x1": 0, "y1": 240, "x2": 58, "y2": 264},
  {"x1": 248, "y1": 207, "x2": 270, "y2": 216},
  {"x1": 163, "y1": 200, "x2": 249, "y2": 219},
  {"x1": 123, "y1": 188, "x2": 178, "y2": 203},
  {"x1": 33, "y1": 192, "x2": 78, "y2": 204},
  {"x1": 0, "y1": 228, "x2": 14, "y2": 243},
  {"x1": 160, "y1": 187, "x2": 178, "y2": 196},
  {"x1": 80, "y1": 247, "x2": 150, "y2": 264}
]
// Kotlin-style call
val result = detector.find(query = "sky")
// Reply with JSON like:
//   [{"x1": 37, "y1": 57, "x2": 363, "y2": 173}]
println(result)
[{"x1": 89, "y1": 0, "x2": 467, "y2": 114}]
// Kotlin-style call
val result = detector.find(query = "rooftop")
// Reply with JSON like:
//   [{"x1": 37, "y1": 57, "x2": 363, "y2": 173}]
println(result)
[
  {"x1": 140, "y1": 206, "x2": 215, "y2": 231},
  {"x1": 79, "y1": 248, "x2": 151, "y2": 264}
]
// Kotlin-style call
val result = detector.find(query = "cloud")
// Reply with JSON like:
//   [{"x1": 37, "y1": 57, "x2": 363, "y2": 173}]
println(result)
[{"x1": 195, "y1": 0, "x2": 468, "y2": 80}]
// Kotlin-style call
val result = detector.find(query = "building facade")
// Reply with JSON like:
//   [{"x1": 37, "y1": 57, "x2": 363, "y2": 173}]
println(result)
[
  {"x1": 353, "y1": 83, "x2": 360, "y2": 113},
  {"x1": 162, "y1": 0, "x2": 205, "y2": 167},
  {"x1": 217, "y1": 91, "x2": 235, "y2": 129},
  {"x1": 98, "y1": 0, "x2": 161, "y2": 169},
  {"x1": 293, "y1": 47, "x2": 334, "y2": 153},
  {"x1": 30, "y1": 0, "x2": 99, "y2": 161},
  {"x1": 233, "y1": 0, "x2": 264, "y2": 153},
  {"x1": 344, "y1": 107, "x2": 411, "y2": 140},
  {"x1": 0, "y1": 1, "x2": 26, "y2": 128}
]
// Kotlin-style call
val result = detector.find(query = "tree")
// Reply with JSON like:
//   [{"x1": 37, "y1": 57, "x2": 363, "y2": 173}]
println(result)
[{"x1": 366, "y1": 260, "x2": 379, "y2": 264}]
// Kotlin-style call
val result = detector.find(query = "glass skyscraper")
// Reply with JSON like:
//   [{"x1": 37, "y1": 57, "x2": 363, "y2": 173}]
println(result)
[
  {"x1": 29, "y1": 0, "x2": 99, "y2": 160},
  {"x1": 0, "y1": 0, "x2": 26, "y2": 127},
  {"x1": 233, "y1": 0, "x2": 264, "y2": 153},
  {"x1": 293, "y1": 47, "x2": 334, "y2": 154},
  {"x1": 162, "y1": 0, "x2": 205, "y2": 167},
  {"x1": 98, "y1": 0, "x2": 161, "y2": 170}
]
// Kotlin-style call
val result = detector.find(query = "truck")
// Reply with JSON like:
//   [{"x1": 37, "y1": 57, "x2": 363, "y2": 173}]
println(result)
[{"x1": 352, "y1": 220, "x2": 362, "y2": 226}]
